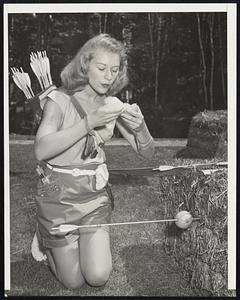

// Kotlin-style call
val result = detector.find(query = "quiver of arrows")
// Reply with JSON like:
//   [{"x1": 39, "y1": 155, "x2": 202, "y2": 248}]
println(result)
[{"x1": 11, "y1": 51, "x2": 56, "y2": 121}]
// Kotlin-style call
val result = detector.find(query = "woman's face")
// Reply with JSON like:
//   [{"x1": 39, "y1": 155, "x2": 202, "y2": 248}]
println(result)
[{"x1": 87, "y1": 48, "x2": 120, "y2": 95}]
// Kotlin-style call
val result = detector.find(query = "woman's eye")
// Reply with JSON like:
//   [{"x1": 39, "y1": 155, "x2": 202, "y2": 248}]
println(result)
[
  {"x1": 112, "y1": 69, "x2": 119, "y2": 74},
  {"x1": 98, "y1": 67, "x2": 105, "y2": 71}
]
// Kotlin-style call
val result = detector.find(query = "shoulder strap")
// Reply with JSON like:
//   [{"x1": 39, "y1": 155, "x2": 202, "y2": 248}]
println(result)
[
  {"x1": 70, "y1": 95, "x2": 87, "y2": 119},
  {"x1": 70, "y1": 95, "x2": 98, "y2": 159}
]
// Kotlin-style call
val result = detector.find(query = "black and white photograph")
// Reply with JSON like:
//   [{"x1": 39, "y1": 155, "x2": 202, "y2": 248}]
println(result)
[{"x1": 4, "y1": 3, "x2": 236, "y2": 297}]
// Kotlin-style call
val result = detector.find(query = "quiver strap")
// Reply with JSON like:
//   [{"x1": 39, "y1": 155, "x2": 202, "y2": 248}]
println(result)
[
  {"x1": 26, "y1": 85, "x2": 57, "y2": 122},
  {"x1": 70, "y1": 95, "x2": 98, "y2": 160}
]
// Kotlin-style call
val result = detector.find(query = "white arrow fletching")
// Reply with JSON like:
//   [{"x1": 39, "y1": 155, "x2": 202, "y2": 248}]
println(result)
[
  {"x1": 158, "y1": 165, "x2": 176, "y2": 171},
  {"x1": 12, "y1": 75, "x2": 23, "y2": 90},
  {"x1": 45, "y1": 56, "x2": 52, "y2": 84},
  {"x1": 201, "y1": 168, "x2": 225, "y2": 175},
  {"x1": 216, "y1": 161, "x2": 228, "y2": 166},
  {"x1": 12, "y1": 75, "x2": 30, "y2": 98},
  {"x1": 24, "y1": 73, "x2": 35, "y2": 97},
  {"x1": 153, "y1": 165, "x2": 187, "y2": 171},
  {"x1": 54, "y1": 224, "x2": 79, "y2": 233},
  {"x1": 30, "y1": 61, "x2": 44, "y2": 90},
  {"x1": 19, "y1": 71, "x2": 32, "y2": 98},
  {"x1": 44, "y1": 56, "x2": 52, "y2": 85}
]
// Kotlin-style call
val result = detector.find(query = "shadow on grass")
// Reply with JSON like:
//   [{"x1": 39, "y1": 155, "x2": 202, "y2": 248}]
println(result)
[
  {"x1": 10, "y1": 171, "x2": 28, "y2": 177},
  {"x1": 164, "y1": 222, "x2": 185, "y2": 238},
  {"x1": 120, "y1": 243, "x2": 195, "y2": 297},
  {"x1": 10, "y1": 254, "x2": 63, "y2": 296},
  {"x1": 109, "y1": 174, "x2": 149, "y2": 186},
  {"x1": 10, "y1": 254, "x2": 109, "y2": 296}
]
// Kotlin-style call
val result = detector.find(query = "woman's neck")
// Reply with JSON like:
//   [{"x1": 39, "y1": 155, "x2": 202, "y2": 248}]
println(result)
[{"x1": 83, "y1": 85, "x2": 105, "y2": 103}]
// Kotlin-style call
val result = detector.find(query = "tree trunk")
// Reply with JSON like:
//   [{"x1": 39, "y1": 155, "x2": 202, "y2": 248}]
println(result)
[
  {"x1": 9, "y1": 15, "x2": 14, "y2": 66},
  {"x1": 209, "y1": 13, "x2": 215, "y2": 110},
  {"x1": 196, "y1": 13, "x2": 208, "y2": 109},
  {"x1": 44, "y1": 14, "x2": 50, "y2": 52},
  {"x1": 160, "y1": 15, "x2": 169, "y2": 67},
  {"x1": 46, "y1": 14, "x2": 53, "y2": 53},
  {"x1": 154, "y1": 14, "x2": 162, "y2": 106},
  {"x1": 99, "y1": 14, "x2": 102, "y2": 33},
  {"x1": 38, "y1": 14, "x2": 42, "y2": 49},
  {"x1": 217, "y1": 14, "x2": 226, "y2": 105},
  {"x1": 103, "y1": 13, "x2": 108, "y2": 33},
  {"x1": 122, "y1": 24, "x2": 133, "y2": 54},
  {"x1": 88, "y1": 16, "x2": 94, "y2": 37},
  {"x1": 147, "y1": 13, "x2": 154, "y2": 63}
]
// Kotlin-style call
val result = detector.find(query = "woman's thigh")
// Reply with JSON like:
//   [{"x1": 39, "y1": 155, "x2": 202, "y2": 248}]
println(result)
[
  {"x1": 46, "y1": 240, "x2": 85, "y2": 289},
  {"x1": 79, "y1": 227, "x2": 112, "y2": 286}
]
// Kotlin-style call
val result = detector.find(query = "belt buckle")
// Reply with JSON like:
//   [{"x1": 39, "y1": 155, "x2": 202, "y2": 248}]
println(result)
[{"x1": 72, "y1": 168, "x2": 81, "y2": 177}]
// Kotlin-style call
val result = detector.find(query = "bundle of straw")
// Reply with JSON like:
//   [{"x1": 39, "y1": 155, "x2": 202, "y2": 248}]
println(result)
[
  {"x1": 176, "y1": 110, "x2": 227, "y2": 160},
  {"x1": 158, "y1": 166, "x2": 232, "y2": 296}
]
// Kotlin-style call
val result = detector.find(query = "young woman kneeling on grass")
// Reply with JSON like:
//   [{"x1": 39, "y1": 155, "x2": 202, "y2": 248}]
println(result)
[{"x1": 32, "y1": 33, "x2": 155, "y2": 289}]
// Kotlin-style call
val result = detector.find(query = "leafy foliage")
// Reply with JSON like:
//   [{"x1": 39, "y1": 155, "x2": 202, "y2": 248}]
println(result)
[{"x1": 9, "y1": 12, "x2": 227, "y2": 137}]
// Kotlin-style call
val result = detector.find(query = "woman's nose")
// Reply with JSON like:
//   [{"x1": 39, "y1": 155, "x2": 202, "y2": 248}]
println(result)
[{"x1": 104, "y1": 69, "x2": 112, "y2": 81}]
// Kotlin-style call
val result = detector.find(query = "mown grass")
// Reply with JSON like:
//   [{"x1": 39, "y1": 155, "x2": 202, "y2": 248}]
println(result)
[{"x1": 8, "y1": 142, "x2": 207, "y2": 296}]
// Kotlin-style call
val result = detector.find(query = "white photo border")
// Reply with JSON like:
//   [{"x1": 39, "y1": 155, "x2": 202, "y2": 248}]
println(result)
[{"x1": 4, "y1": 2, "x2": 236, "y2": 293}]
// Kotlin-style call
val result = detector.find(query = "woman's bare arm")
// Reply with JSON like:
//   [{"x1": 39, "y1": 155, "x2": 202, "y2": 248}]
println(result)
[
  {"x1": 34, "y1": 99, "x2": 89, "y2": 161},
  {"x1": 116, "y1": 118, "x2": 155, "y2": 160}
]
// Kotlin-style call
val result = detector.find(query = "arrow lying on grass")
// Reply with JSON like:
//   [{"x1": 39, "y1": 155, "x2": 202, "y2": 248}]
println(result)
[{"x1": 109, "y1": 161, "x2": 227, "y2": 176}]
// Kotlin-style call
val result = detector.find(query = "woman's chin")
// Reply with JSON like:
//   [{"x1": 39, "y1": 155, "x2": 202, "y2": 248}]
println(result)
[
  {"x1": 99, "y1": 87, "x2": 110, "y2": 95},
  {"x1": 91, "y1": 86, "x2": 109, "y2": 96}
]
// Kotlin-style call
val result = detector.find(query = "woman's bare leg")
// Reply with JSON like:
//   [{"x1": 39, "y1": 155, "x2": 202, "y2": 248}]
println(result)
[
  {"x1": 79, "y1": 227, "x2": 112, "y2": 287},
  {"x1": 45, "y1": 240, "x2": 85, "y2": 289}
]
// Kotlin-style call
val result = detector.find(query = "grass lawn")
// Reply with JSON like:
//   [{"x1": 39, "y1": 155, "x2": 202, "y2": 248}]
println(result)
[{"x1": 8, "y1": 142, "x2": 207, "y2": 296}]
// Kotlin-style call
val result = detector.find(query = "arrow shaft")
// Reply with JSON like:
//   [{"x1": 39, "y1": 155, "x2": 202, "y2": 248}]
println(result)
[
  {"x1": 109, "y1": 162, "x2": 228, "y2": 176},
  {"x1": 80, "y1": 218, "x2": 178, "y2": 228},
  {"x1": 54, "y1": 217, "x2": 200, "y2": 233}
]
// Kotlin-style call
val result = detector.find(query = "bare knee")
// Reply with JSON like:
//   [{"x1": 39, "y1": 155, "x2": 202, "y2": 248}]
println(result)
[
  {"x1": 53, "y1": 263, "x2": 85, "y2": 289},
  {"x1": 62, "y1": 279, "x2": 85, "y2": 290},
  {"x1": 46, "y1": 251, "x2": 85, "y2": 289},
  {"x1": 46, "y1": 242, "x2": 85, "y2": 290},
  {"x1": 85, "y1": 263, "x2": 112, "y2": 287},
  {"x1": 57, "y1": 273, "x2": 85, "y2": 290}
]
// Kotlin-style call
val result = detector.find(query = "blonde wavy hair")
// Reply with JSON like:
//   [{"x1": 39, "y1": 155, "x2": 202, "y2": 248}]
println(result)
[{"x1": 60, "y1": 33, "x2": 129, "y2": 96}]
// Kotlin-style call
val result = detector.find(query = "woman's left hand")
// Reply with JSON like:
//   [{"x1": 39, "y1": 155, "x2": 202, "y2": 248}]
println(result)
[{"x1": 120, "y1": 103, "x2": 144, "y2": 132}]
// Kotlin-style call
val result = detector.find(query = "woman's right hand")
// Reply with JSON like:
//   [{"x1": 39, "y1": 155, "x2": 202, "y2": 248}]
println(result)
[{"x1": 87, "y1": 102, "x2": 124, "y2": 130}]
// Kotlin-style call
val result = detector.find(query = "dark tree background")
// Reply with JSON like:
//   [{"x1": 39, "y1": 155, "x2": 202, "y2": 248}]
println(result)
[{"x1": 8, "y1": 12, "x2": 227, "y2": 137}]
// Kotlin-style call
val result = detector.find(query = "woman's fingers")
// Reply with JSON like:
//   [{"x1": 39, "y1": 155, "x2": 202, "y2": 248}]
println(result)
[
  {"x1": 100, "y1": 107, "x2": 122, "y2": 114},
  {"x1": 91, "y1": 102, "x2": 144, "y2": 129},
  {"x1": 122, "y1": 108, "x2": 140, "y2": 118},
  {"x1": 122, "y1": 119, "x2": 139, "y2": 128},
  {"x1": 120, "y1": 105, "x2": 144, "y2": 130},
  {"x1": 121, "y1": 112, "x2": 143, "y2": 123},
  {"x1": 120, "y1": 114, "x2": 136, "y2": 123},
  {"x1": 120, "y1": 114, "x2": 143, "y2": 129}
]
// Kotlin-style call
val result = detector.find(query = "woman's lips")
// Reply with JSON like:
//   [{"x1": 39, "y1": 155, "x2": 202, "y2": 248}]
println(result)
[{"x1": 101, "y1": 84, "x2": 110, "y2": 89}]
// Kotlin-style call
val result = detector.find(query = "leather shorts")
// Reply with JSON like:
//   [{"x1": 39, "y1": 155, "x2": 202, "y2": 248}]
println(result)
[{"x1": 35, "y1": 163, "x2": 112, "y2": 249}]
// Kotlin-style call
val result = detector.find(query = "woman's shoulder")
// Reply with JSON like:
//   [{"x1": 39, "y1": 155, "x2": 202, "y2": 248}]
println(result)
[
  {"x1": 47, "y1": 87, "x2": 71, "y2": 101},
  {"x1": 41, "y1": 87, "x2": 72, "y2": 115}
]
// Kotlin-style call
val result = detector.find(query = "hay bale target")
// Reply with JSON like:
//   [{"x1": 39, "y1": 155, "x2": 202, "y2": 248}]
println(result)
[
  {"x1": 158, "y1": 167, "x2": 232, "y2": 296},
  {"x1": 176, "y1": 110, "x2": 227, "y2": 159}
]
